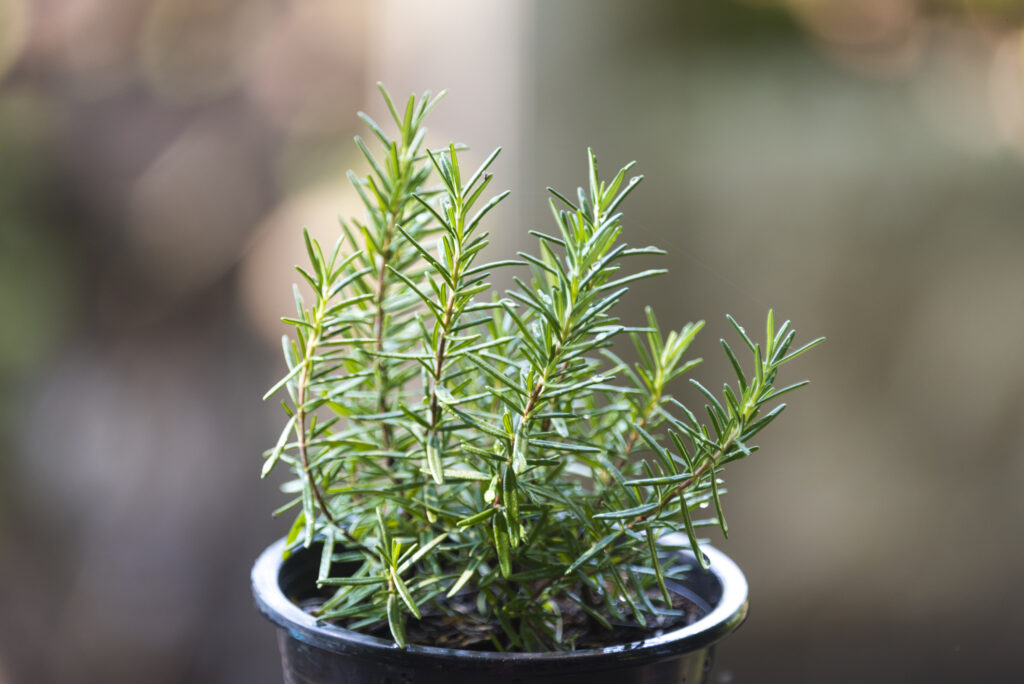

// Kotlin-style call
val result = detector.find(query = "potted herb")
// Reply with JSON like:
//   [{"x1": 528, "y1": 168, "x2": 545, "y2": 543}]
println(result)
[{"x1": 252, "y1": 86, "x2": 822, "y2": 683}]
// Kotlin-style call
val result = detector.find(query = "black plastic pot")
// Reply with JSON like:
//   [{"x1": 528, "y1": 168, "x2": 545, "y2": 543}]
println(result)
[{"x1": 252, "y1": 535, "x2": 748, "y2": 683}]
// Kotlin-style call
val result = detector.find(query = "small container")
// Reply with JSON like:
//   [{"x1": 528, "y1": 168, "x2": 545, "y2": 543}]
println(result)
[{"x1": 252, "y1": 535, "x2": 748, "y2": 684}]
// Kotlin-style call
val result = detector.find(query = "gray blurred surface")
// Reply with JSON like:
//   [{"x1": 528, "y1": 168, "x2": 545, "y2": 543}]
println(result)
[{"x1": 1, "y1": 1, "x2": 1022, "y2": 682}]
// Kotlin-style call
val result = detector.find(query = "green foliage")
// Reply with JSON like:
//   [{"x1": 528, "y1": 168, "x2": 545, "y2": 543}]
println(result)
[{"x1": 263, "y1": 85, "x2": 823, "y2": 652}]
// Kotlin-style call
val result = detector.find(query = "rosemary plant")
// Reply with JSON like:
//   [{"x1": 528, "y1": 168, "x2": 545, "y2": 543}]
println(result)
[{"x1": 263, "y1": 86, "x2": 822, "y2": 652}]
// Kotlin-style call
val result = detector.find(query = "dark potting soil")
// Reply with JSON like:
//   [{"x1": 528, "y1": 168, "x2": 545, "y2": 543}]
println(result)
[{"x1": 300, "y1": 589, "x2": 703, "y2": 651}]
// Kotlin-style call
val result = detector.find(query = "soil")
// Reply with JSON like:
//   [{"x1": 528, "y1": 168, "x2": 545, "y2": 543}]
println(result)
[{"x1": 303, "y1": 589, "x2": 704, "y2": 651}]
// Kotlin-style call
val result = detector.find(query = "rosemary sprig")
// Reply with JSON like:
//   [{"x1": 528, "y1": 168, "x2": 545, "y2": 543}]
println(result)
[{"x1": 262, "y1": 85, "x2": 822, "y2": 651}]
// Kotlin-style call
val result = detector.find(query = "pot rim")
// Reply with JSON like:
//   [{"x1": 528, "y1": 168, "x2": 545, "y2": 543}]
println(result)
[{"x1": 252, "y1": 534, "x2": 748, "y2": 666}]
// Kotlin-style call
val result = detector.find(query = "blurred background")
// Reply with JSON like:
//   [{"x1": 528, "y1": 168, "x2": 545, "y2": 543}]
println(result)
[{"x1": 1, "y1": 1, "x2": 1023, "y2": 682}]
